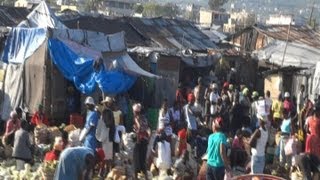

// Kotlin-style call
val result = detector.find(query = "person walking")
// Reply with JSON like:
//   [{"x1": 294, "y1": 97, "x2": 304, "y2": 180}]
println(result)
[
  {"x1": 132, "y1": 103, "x2": 150, "y2": 179},
  {"x1": 206, "y1": 116, "x2": 231, "y2": 180},
  {"x1": 79, "y1": 97, "x2": 99, "y2": 152},
  {"x1": 249, "y1": 115, "x2": 268, "y2": 174}
]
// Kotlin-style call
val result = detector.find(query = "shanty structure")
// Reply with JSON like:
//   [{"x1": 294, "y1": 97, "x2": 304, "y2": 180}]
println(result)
[{"x1": 229, "y1": 25, "x2": 320, "y2": 100}]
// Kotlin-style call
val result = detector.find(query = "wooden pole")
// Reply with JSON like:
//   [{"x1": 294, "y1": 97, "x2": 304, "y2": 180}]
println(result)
[{"x1": 281, "y1": 21, "x2": 291, "y2": 67}]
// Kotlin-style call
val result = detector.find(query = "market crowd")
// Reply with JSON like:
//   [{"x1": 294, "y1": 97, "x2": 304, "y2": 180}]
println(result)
[{"x1": 1, "y1": 75, "x2": 320, "y2": 180}]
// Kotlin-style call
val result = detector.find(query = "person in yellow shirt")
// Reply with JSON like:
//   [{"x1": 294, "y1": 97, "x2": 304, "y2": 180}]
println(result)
[{"x1": 272, "y1": 94, "x2": 284, "y2": 130}]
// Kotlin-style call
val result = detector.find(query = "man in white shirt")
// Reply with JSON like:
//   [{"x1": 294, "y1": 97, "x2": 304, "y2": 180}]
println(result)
[
  {"x1": 209, "y1": 83, "x2": 220, "y2": 116},
  {"x1": 297, "y1": 85, "x2": 305, "y2": 113}
]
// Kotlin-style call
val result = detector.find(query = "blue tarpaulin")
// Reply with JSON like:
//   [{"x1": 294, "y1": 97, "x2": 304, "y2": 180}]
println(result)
[
  {"x1": 1, "y1": 28, "x2": 47, "y2": 64},
  {"x1": 48, "y1": 38, "x2": 136, "y2": 95}
]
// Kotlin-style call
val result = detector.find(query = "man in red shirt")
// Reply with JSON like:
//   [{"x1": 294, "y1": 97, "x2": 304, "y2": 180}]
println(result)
[
  {"x1": 177, "y1": 122, "x2": 187, "y2": 157},
  {"x1": 31, "y1": 104, "x2": 49, "y2": 126}
]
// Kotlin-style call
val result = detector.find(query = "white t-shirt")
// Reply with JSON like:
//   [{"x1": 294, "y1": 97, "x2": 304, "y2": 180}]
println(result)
[
  {"x1": 251, "y1": 127, "x2": 268, "y2": 156},
  {"x1": 209, "y1": 92, "x2": 220, "y2": 114},
  {"x1": 114, "y1": 125, "x2": 126, "y2": 143}
]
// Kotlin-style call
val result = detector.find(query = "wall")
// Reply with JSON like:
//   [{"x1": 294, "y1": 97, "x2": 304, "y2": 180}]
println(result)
[
  {"x1": 264, "y1": 74, "x2": 282, "y2": 100},
  {"x1": 14, "y1": 0, "x2": 28, "y2": 7},
  {"x1": 199, "y1": 10, "x2": 213, "y2": 28},
  {"x1": 155, "y1": 55, "x2": 180, "y2": 107}
]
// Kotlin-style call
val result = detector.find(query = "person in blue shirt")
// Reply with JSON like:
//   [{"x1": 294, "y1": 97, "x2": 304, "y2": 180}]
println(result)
[
  {"x1": 80, "y1": 97, "x2": 99, "y2": 152},
  {"x1": 54, "y1": 147, "x2": 95, "y2": 180},
  {"x1": 206, "y1": 116, "x2": 231, "y2": 180}
]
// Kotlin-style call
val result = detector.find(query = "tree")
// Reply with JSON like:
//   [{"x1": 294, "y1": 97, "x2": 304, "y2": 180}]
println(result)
[
  {"x1": 133, "y1": 4, "x2": 144, "y2": 14},
  {"x1": 84, "y1": 0, "x2": 104, "y2": 12},
  {"x1": 142, "y1": 2, "x2": 180, "y2": 18},
  {"x1": 208, "y1": 0, "x2": 228, "y2": 10}
]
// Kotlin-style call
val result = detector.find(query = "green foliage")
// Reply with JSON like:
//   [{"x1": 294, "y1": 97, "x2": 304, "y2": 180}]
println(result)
[
  {"x1": 84, "y1": 0, "x2": 104, "y2": 12},
  {"x1": 208, "y1": 0, "x2": 228, "y2": 10},
  {"x1": 142, "y1": 2, "x2": 180, "y2": 18},
  {"x1": 133, "y1": 4, "x2": 144, "y2": 14}
]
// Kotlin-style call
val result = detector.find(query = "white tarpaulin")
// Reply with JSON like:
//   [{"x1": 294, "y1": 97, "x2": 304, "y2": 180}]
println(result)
[
  {"x1": 1, "y1": 64, "x2": 23, "y2": 120},
  {"x1": 107, "y1": 53, "x2": 160, "y2": 78},
  {"x1": 18, "y1": 1, "x2": 66, "y2": 29},
  {"x1": 52, "y1": 29, "x2": 126, "y2": 52},
  {"x1": 253, "y1": 40, "x2": 320, "y2": 68}
]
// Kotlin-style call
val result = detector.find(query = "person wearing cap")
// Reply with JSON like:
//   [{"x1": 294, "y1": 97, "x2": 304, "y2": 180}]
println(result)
[
  {"x1": 209, "y1": 83, "x2": 220, "y2": 117},
  {"x1": 206, "y1": 116, "x2": 231, "y2": 180},
  {"x1": 99, "y1": 96, "x2": 116, "y2": 174},
  {"x1": 80, "y1": 97, "x2": 99, "y2": 152},
  {"x1": 132, "y1": 103, "x2": 150, "y2": 179},
  {"x1": 250, "y1": 91, "x2": 259, "y2": 130},
  {"x1": 272, "y1": 93, "x2": 284, "y2": 129},
  {"x1": 184, "y1": 93, "x2": 198, "y2": 147},
  {"x1": 249, "y1": 114, "x2": 268, "y2": 174},
  {"x1": 31, "y1": 104, "x2": 49, "y2": 127},
  {"x1": 283, "y1": 92, "x2": 294, "y2": 114},
  {"x1": 221, "y1": 82, "x2": 229, "y2": 97},
  {"x1": 3, "y1": 111, "x2": 21, "y2": 147}
]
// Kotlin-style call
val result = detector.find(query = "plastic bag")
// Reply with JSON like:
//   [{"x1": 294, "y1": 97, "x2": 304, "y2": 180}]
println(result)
[
  {"x1": 285, "y1": 137, "x2": 297, "y2": 155},
  {"x1": 224, "y1": 170, "x2": 232, "y2": 180}
]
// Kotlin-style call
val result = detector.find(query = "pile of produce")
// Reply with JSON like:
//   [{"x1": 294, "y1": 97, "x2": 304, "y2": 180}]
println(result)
[{"x1": 0, "y1": 159, "x2": 58, "y2": 180}]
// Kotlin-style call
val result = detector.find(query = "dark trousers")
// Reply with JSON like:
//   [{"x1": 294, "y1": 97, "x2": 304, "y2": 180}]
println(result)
[
  {"x1": 206, "y1": 165, "x2": 225, "y2": 180},
  {"x1": 295, "y1": 154, "x2": 320, "y2": 180},
  {"x1": 133, "y1": 139, "x2": 148, "y2": 175}
]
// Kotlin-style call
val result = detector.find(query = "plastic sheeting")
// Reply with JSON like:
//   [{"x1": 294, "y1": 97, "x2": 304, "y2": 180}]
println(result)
[
  {"x1": 1, "y1": 64, "x2": 23, "y2": 120},
  {"x1": 18, "y1": 1, "x2": 66, "y2": 29},
  {"x1": 48, "y1": 38, "x2": 136, "y2": 95},
  {"x1": 253, "y1": 40, "x2": 320, "y2": 68},
  {"x1": 52, "y1": 29, "x2": 126, "y2": 52},
  {"x1": 1, "y1": 28, "x2": 47, "y2": 64}
]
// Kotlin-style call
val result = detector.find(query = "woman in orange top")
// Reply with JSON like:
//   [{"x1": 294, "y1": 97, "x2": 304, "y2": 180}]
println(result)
[{"x1": 31, "y1": 104, "x2": 49, "y2": 126}]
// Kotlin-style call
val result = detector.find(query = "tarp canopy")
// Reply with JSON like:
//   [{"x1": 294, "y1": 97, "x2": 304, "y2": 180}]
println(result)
[
  {"x1": 253, "y1": 40, "x2": 320, "y2": 68},
  {"x1": 1, "y1": 28, "x2": 47, "y2": 64},
  {"x1": 18, "y1": 1, "x2": 66, "y2": 29},
  {"x1": 48, "y1": 38, "x2": 136, "y2": 95}
]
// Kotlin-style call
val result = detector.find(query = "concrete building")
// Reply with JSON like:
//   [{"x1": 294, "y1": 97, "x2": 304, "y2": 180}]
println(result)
[
  {"x1": 15, "y1": 0, "x2": 41, "y2": 8},
  {"x1": 105, "y1": 0, "x2": 142, "y2": 16},
  {"x1": 199, "y1": 9, "x2": 230, "y2": 28},
  {"x1": 266, "y1": 14, "x2": 295, "y2": 25}
]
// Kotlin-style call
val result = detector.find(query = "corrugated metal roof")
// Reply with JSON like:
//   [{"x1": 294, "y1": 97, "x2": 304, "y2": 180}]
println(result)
[
  {"x1": 62, "y1": 16, "x2": 149, "y2": 47},
  {"x1": 254, "y1": 25, "x2": 320, "y2": 48},
  {"x1": 0, "y1": 6, "x2": 30, "y2": 27},
  {"x1": 61, "y1": 15, "x2": 217, "y2": 51},
  {"x1": 128, "y1": 17, "x2": 217, "y2": 51}
]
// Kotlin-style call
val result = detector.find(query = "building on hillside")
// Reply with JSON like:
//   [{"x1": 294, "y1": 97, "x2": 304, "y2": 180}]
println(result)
[
  {"x1": 184, "y1": 3, "x2": 200, "y2": 23},
  {"x1": 223, "y1": 10, "x2": 256, "y2": 33},
  {"x1": 105, "y1": 0, "x2": 141, "y2": 17},
  {"x1": 199, "y1": 9, "x2": 230, "y2": 29},
  {"x1": 15, "y1": 0, "x2": 41, "y2": 8},
  {"x1": 266, "y1": 14, "x2": 295, "y2": 25}
]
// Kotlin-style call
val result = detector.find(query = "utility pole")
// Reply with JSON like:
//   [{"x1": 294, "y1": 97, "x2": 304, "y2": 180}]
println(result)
[
  {"x1": 281, "y1": 20, "x2": 291, "y2": 67},
  {"x1": 309, "y1": 0, "x2": 316, "y2": 29}
]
